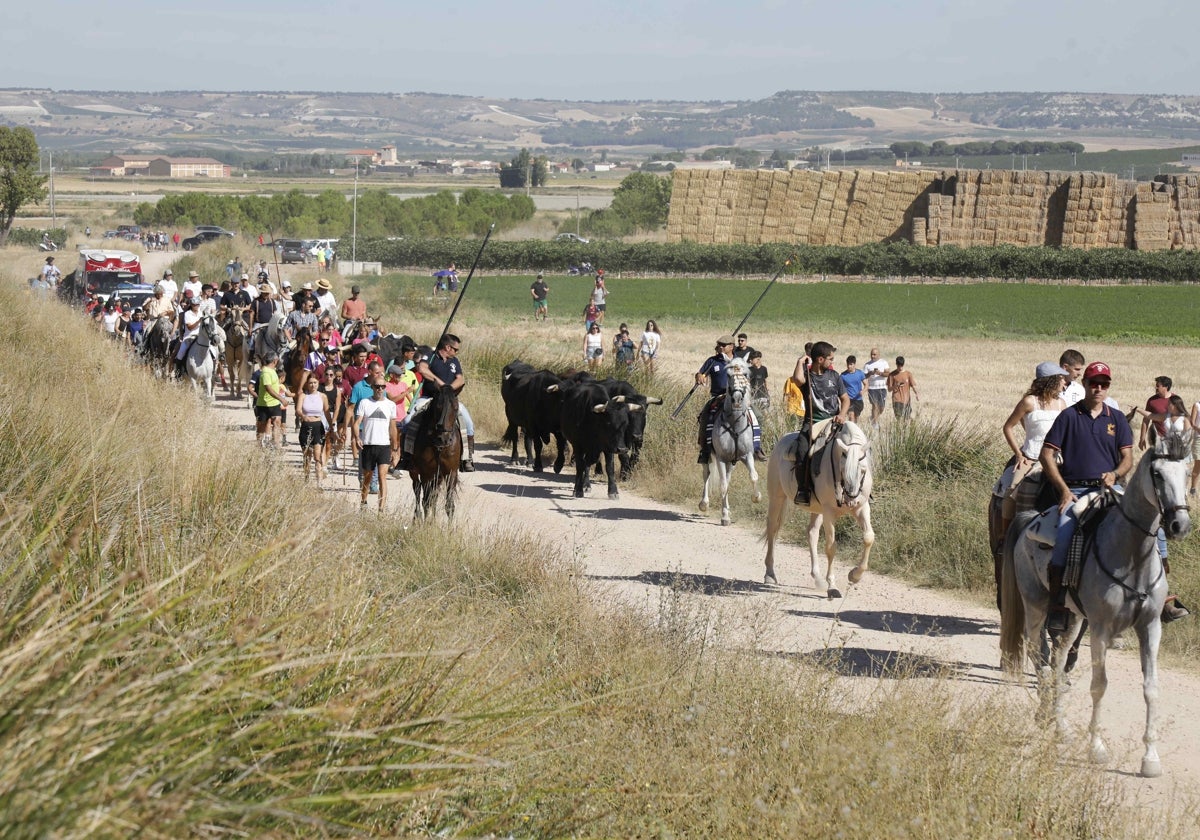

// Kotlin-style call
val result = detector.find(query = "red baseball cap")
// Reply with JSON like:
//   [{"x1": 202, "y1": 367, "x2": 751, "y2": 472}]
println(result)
[{"x1": 1083, "y1": 361, "x2": 1112, "y2": 382}]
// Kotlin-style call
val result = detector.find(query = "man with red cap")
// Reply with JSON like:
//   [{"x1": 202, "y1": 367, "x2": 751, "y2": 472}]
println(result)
[{"x1": 1039, "y1": 361, "x2": 1133, "y2": 631}]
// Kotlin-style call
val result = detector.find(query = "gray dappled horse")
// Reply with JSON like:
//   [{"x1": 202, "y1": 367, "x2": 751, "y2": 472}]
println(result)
[
  {"x1": 763, "y1": 421, "x2": 875, "y2": 598},
  {"x1": 251, "y1": 311, "x2": 287, "y2": 366},
  {"x1": 185, "y1": 315, "x2": 226, "y2": 401},
  {"x1": 699, "y1": 358, "x2": 760, "y2": 525},
  {"x1": 142, "y1": 316, "x2": 175, "y2": 379},
  {"x1": 999, "y1": 430, "x2": 1192, "y2": 778}
]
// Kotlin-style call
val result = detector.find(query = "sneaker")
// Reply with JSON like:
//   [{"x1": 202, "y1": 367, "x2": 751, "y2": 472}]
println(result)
[
  {"x1": 460, "y1": 458, "x2": 474, "y2": 473},
  {"x1": 794, "y1": 489, "x2": 810, "y2": 506}
]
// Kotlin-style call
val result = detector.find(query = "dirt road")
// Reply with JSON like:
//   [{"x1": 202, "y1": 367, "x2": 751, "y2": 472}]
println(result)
[{"x1": 202, "y1": 388, "x2": 1200, "y2": 810}]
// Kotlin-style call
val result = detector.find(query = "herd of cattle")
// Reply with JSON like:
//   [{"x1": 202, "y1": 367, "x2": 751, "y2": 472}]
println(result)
[{"x1": 500, "y1": 362, "x2": 664, "y2": 500}]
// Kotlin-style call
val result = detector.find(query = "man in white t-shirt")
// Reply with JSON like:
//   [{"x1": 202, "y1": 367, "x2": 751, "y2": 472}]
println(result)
[
  {"x1": 1059, "y1": 348, "x2": 1085, "y2": 407},
  {"x1": 353, "y1": 377, "x2": 399, "y2": 511},
  {"x1": 315, "y1": 278, "x2": 337, "y2": 319},
  {"x1": 159, "y1": 269, "x2": 179, "y2": 305},
  {"x1": 182, "y1": 270, "x2": 203, "y2": 300},
  {"x1": 241, "y1": 273, "x2": 260, "y2": 301},
  {"x1": 863, "y1": 347, "x2": 890, "y2": 429}
]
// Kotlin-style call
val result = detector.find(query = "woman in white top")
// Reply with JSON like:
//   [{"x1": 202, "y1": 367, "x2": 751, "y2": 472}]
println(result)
[
  {"x1": 590, "y1": 274, "x2": 608, "y2": 325},
  {"x1": 583, "y1": 323, "x2": 604, "y2": 371},
  {"x1": 639, "y1": 319, "x2": 662, "y2": 374},
  {"x1": 989, "y1": 362, "x2": 1068, "y2": 582}
]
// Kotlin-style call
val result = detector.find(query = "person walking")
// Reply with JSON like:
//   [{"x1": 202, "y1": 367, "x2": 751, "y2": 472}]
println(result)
[
  {"x1": 255, "y1": 353, "x2": 290, "y2": 448},
  {"x1": 863, "y1": 347, "x2": 889, "y2": 429},
  {"x1": 590, "y1": 273, "x2": 609, "y2": 325},
  {"x1": 298, "y1": 374, "x2": 332, "y2": 488},
  {"x1": 584, "y1": 323, "x2": 604, "y2": 372},
  {"x1": 841, "y1": 355, "x2": 867, "y2": 422},
  {"x1": 531, "y1": 273, "x2": 549, "y2": 320},
  {"x1": 887, "y1": 356, "x2": 919, "y2": 420},
  {"x1": 352, "y1": 377, "x2": 399, "y2": 512},
  {"x1": 639, "y1": 320, "x2": 662, "y2": 375}
]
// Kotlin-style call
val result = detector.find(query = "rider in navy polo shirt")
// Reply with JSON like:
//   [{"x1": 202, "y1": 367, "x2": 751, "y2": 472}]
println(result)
[
  {"x1": 398, "y1": 333, "x2": 476, "y2": 472},
  {"x1": 1039, "y1": 361, "x2": 1133, "y2": 631},
  {"x1": 695, "y1": 335, "x2": 765, "y2": 464}
]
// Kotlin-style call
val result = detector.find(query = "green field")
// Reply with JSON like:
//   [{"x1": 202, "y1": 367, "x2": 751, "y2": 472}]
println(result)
[{"x1": 380, "y1": 272, "x2": 1200, "y2": 344}]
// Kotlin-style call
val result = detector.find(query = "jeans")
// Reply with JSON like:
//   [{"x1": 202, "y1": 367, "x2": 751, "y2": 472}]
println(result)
[
  {"x1": 404, "y1": 397, "x2": 473, "y2": 436},
  {"x1": 1050, "y1": 484, "x2": 1116, "y2": 570}
]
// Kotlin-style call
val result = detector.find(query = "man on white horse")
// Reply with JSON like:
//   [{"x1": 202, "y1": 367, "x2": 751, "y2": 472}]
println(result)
[
  {"x1": 695, "y1": 335, "x2": 765, "y2": 464},
  {"x1": 173, "y1": 296, "x2": 203, "y2": 379},
  {"x1": 1039, "y1": 361, "x2": 1133, "y2": 632},
  {"x1": 791, "y1": 341, "x2": 849, "y2": 506}
]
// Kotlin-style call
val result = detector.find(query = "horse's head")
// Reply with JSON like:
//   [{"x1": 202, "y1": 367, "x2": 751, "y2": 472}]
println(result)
[
  {"x1": 833, "y1": 421, "x2": 872, "y2": 507},
  {"x1": 724, "y1": 358, "x2": 751, "y2": 411},
  {"x1": 1144, "y1": 429, "x2": 1193, "y2": 540}
]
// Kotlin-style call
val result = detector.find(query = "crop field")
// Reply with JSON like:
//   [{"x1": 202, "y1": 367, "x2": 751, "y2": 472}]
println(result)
[{"x1": 381, "y1": 271, "x2": 1200, "y2": 344}]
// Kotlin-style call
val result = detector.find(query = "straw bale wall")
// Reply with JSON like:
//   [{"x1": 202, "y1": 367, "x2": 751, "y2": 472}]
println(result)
[{"x1": 667, "y1": 169, "x2": 1200, "y2": 251}]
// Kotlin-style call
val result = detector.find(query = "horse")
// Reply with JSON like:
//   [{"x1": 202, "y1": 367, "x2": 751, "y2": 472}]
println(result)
[
  {"x1": 283, "y1": 326, "x2": 314, "y2": 395},
  {"x1": 141, "y1": 316, "x2": 175, "y2": 379},
  {"x1": 698, "y1": 358, "x2": 761, "y2": 525},
  {"x1": 409, "y1": 383, "x2": 462, "y2": 520},
  {"x1": 222, "y1": 315, "x2": 250, "y2": 400},
  {"x1": 184, "y1": 315, "x2": 226, "y2": 401},
  {"x1": 251, "y1": 311, "x2": 287, "y2": 367},
  {"x1": 998, "y1": 431, "x2": 1191, "y2": 778},
  {"x1": 763, "y1": 421, "x2": 875, "y2": 598}
]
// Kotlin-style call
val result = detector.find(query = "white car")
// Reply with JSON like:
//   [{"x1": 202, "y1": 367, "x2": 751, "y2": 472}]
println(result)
[
  {"x1": 554, "y1": 233, "x2": 589, "y2": 244},
  {"x1": 309, "y1": 238, "x2": 339, "y2": 257}
]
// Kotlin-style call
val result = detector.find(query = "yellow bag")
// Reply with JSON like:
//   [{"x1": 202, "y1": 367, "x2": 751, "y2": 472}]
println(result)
[{"x1": 783, "y1": 378, "x2": 806, "y2": 418}]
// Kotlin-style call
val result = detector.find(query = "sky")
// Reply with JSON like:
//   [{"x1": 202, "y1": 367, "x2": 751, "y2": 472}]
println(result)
[{"x1": 5, "y1": 0, "x2": 1200, "y2": 100}]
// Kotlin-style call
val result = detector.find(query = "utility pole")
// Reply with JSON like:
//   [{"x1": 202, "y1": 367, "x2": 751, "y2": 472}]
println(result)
[
  {"x1": 49, "y1": 150, "x2": 55, "y2": 226},
  {"x1": 352, "y1": 156, "x2": 359, "y2": 265},
  {"x1": 575, "y1": 187, "x2": 581, "y2": 238}
]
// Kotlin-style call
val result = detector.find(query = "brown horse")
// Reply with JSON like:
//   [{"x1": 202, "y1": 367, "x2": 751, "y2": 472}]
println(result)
[
  {"x1": 223, "y1": 316, "x2": 250, "y2": 400},
  {"x1": 283, "y1": 327, "x2": 315, "y2": 395},
  {"x1": 409, "y1": 383, "x2": 462, "y2": 520}
]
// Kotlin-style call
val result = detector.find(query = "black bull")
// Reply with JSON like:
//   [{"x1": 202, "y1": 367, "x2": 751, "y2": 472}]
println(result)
[{"x1": 560, "y1": 380, "x2": 642, "y2": 500}]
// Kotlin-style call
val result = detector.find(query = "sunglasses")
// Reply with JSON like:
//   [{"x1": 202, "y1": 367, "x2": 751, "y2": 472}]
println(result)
[{"x1": 1089, "y1": 380, "x2": 1112, "y2": 389}]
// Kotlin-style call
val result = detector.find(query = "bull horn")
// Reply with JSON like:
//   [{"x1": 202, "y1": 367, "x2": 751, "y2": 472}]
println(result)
[
  {"x1": 645, "y1": 396, "x2": 663, "y2": 405},
  {"x1": 611, "y1": 395, "x2": 626, "y2": 403},
  {"x1": 628, "y1": 403, "x2": 644, "y2": 412},
  {"x1": 546, "y1": 384, "x2": 560, "y2": 392},
  {"x1": 592, "y1": 403, "x2": 608, "y2": 413}
]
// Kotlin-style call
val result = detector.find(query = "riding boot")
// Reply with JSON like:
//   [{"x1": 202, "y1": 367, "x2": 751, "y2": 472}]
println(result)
[
  {"x1": 398, "y1": 431, "x2": 415, "y2": 469},
  {"x1": 697, "y1": 445, "x2": 710, "y2": 465},
  {"x1": 1046, "y1": 564, "x2": 1070, "y2": 633},
  {"x1": 793, "y1": 452, "x2": 811, "y2": 505},
  {"x1": 754, "y1": 447, "x2": 768, "y2": 462},
  {"x1": 461, "y1": 435, "x2": 475, "y2": 472}
]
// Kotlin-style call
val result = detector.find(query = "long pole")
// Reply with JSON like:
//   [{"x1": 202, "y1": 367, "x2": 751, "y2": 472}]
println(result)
[
  {"x1": 439, "y1": 223, "x2": 494, "y2": 339},
  {"x1": 670, "y1": 254, "x2": 794, "y2": 419}
]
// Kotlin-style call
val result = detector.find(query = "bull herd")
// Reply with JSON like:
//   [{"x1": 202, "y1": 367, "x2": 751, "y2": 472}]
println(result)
[{"x1": 500, "y1": 361, "x2": 663, "y2": 499}]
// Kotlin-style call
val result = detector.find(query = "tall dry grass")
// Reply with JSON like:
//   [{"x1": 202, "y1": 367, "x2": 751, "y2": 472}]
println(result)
[{"x1": 1, "y1": 255, "x2": 1191, "y2": 836}]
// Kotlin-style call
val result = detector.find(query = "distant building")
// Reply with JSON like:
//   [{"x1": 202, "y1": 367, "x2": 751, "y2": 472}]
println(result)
[
  {"x1": 1182, "y1": 154, "x2": 1200, "y2": 166},
  {"x1": 90, "y1": 154, "x2": 230, "y2": 178}
]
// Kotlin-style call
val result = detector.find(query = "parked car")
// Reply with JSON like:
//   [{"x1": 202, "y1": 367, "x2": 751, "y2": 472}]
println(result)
[
  {"x1": 195, "y1": 225, "x2": 234, "y2": 236},
  {"x1": 277, "y1": 239, "x2": 311, "y2": 264},
  {"x1": 554, "y1": 233, "x2": 590, "y2": 244},
  {"x1": 102, "y1": 230, "x2": 120, "y2": 239},
  {"x1": 181, "y1": 229, "x2": 234, "y2": 251},
  {"x1": 116, "y1": 224, "x2": 141, "y2": 236},
  {"x1": 309, "y1": 238, "x2": 339, "y2": 257}
]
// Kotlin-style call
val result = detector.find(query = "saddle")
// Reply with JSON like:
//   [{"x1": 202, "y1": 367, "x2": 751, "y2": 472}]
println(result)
[{"x1": 1025, "y1": 491, "x2": 1116, "y2": 591}]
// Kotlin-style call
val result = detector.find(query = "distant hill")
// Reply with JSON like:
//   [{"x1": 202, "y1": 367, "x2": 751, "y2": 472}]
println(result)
[{"x1": 5, "y1": 88, "x2": 1200, "y2": 157}]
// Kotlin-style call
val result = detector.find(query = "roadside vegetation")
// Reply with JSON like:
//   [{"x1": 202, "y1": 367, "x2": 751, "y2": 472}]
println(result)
[{"x1": 4, "y1": 247, "x2": 1189, "y2": 835}]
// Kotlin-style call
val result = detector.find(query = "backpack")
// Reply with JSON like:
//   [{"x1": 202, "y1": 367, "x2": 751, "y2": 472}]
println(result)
[{"x1": 783, "y1": 378, "x2": 806, "y2": 418}]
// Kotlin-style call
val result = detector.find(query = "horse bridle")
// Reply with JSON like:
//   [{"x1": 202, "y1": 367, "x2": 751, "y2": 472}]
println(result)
[{"x1": 1092, "y1": 453, "x2": 1187, "y2": 603}]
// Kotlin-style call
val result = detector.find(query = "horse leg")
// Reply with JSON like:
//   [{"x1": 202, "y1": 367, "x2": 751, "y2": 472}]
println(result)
[
  {"x1": 1087, "y1": 627, "x2": 1111, "y2": 766},
  {"x1": 807, "y1": 513, "x2": 827, "y2": 592},
  {"x1": 699, "y1": 460, "x2": 711, "y2": 513},
  {"x1": 718, "y1": 460, "x2": 732, "y2": 526},
  {"x1": 822, "y1": 513, "x2": 840, "y2": 599},
  {"x1": 763, "y1": 463, "x2": 787, "y2": 585},
  {"x1": 1135, "y1": 618, "x2": 1163, "y2": 777},
  {"x1": 746, "y1": 452, "x2": 762, "y2": 504},
  {"x1": 848, "y1": 503, "x2": 875, "y2": 585}
]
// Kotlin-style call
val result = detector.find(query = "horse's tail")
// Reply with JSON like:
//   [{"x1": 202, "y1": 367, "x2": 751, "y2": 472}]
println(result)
[{"x1": 999, "y1": 511, "x2": 1035, "y2": 676}]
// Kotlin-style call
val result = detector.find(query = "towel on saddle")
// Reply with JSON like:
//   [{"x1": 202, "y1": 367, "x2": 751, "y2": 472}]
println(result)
[
  {"x1": 781, "y1": 417, "x2": 838, "y2": 469},
  {"x1": 1025, "y1": 489, "x2": 1118, "y2": 588}
]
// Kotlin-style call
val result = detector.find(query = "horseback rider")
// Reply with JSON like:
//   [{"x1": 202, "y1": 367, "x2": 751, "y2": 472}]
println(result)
[
  {"x1": 791, "y1": 341, "x2": 849, "y2": 505},
  {"x1": 397, "y1": 334, "x2": 475, "y2": 472},
  {"x1": 695, "y1": 335, "x2": 766, "y2": 464},
  {"x1": 173, "y1": 295, "x2": 204, "y2": 378},
  {"x1": 142, "y1": 284, "x2": 177, "y2": 356},
  {"x1": 1039, "y1": 361, "x2": 1133, "y2": 632}
]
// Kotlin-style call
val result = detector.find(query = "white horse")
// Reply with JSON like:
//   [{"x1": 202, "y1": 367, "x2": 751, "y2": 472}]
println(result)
[
  {"x1": 185, "y1": 315, "x2": 226, "y2": 401},
  {"x1": 999, "y1": 431, "x2": 1191, "y2": 778},
  {"x1": 699, "y1": 358, "x2": 760, "y2": 525},
  {"x1": 251, "y1": 310, "x2": 287, "y2": 367},
  {"x1": 763, "y1": 422, "x2": 875, "y2": 598}
]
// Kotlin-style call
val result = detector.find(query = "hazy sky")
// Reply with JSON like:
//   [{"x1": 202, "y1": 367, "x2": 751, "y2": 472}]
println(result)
[{"x1": 6, "y1": 0, "x2": 1199, "y2": 100}]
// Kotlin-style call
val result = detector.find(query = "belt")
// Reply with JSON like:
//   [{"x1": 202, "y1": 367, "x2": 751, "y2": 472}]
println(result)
[{"x1": 1065, "y1": 479, "x2": 1105, "y2": 488}]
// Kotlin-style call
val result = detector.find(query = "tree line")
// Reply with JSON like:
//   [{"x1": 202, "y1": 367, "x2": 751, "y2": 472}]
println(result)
[
  {"x1": 890, "y1": 140, "x2": 1086, "y2": 158},
  {"x1": 132, "y1": 189, "x2": 535, "y2": 238}
]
